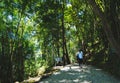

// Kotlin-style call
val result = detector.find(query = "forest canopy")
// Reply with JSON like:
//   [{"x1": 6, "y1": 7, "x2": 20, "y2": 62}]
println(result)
[{"x1": 0, "y1": 0, "x2": 120, "y2": 83}]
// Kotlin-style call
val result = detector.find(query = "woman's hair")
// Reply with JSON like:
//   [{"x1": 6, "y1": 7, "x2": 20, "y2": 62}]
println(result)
[{"x1": 79, "y1": 49, "x2": 82, "y2": 51}]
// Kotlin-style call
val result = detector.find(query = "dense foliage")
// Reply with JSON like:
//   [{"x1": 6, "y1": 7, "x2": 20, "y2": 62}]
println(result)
[{"x1": 0, "y1": 0, "x2": 119, "y2": 82}]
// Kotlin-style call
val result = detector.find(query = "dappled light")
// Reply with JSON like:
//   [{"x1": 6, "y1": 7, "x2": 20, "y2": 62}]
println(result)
[
  {"x1": 39, "y1": 64, "x2": 120, "y2": 83},
  {"x1": 0, "y1": 0, "x2": 120, "y2": 83}
]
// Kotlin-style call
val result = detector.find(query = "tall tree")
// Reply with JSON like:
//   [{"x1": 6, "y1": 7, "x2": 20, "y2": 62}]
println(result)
[
  {"x1": 87, "y1": 0, "x2": 120, "y2": 57},
  {"x1": 61, "y1": 0, "x2": 71, "y2": 65}
]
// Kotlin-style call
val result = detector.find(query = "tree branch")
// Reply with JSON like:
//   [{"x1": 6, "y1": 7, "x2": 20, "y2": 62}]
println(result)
[{"x1": 87, "y1": 0, "x2": 120, "y2": 57}]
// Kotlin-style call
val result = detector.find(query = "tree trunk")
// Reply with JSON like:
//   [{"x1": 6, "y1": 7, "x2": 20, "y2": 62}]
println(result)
[
  {"x1": 87, "y1": 0, "x2": 120, "y2": 57},
  {"x1": 62, "y1": 1, "x2": 66, "y2": 65},
  {"x1": 61, "y1": 0, "x2": 70, "y2": 65},
  {"x1": 64, "y1": 38, "x2": 71, "y2": 64}
]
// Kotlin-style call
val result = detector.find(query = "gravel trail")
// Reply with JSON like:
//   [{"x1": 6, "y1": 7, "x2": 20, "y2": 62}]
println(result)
[{"x1": 39, "y1": 64, "x2": 120, "y2": 83}]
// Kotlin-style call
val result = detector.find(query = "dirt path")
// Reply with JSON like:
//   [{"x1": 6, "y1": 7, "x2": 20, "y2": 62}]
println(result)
[{"x1": 39, "y1": 63, "x2": 120, "y2": 83}]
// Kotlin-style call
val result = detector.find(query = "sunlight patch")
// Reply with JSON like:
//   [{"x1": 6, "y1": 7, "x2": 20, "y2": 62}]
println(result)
[
  {"x1": 59, "y1": 79, "x2": 66, "y2": 82},
  {"x1": 53, "y1": 72, "x2": 60, "y2": 75},
  {"x1": 73, "y1": 79, "x2": 79, "y2": 82},
  {"x1": 81, "y1": 80, "x2": 92, "y2": 83},
  {"x1": 61, "y1": 67, "x2": 70, "y2": 71}
]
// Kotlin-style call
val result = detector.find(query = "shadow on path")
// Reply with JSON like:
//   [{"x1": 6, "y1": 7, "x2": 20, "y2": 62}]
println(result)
[{"x1": 39, "y1": 64, "x2": 120, "y2": 83}]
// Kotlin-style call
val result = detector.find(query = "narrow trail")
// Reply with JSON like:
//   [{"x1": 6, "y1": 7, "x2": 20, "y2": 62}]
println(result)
[{"x1": 39, "y1": 63, "x2": 120, "y2": 83}]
